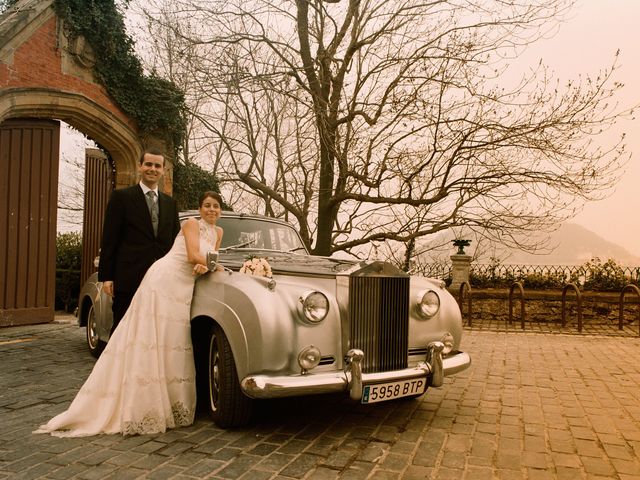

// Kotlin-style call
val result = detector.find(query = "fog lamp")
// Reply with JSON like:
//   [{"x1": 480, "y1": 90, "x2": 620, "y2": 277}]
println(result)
[{"x1": 298, "y1": 345, "x2": 321, "y2": 373}]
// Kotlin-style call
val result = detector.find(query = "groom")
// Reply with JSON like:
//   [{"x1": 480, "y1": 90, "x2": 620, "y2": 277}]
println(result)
[{"x1": 98, "y1": 148, "x2": 181, "y2": 335}]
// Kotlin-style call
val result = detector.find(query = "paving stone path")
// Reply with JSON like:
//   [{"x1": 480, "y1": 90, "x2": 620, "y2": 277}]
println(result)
[{"x1": 1, "y1": 320, "x2": 639, "y2": 479}]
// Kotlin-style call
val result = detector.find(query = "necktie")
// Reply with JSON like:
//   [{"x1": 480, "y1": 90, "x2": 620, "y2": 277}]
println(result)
[{"x1": 146, "y1": 190, "x2": 159, "y2": 236}]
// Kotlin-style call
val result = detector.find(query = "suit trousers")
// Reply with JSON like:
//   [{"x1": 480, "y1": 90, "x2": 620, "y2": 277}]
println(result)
[{"x1": 111, "y1": 291, "x2": 135, "y2": 336}]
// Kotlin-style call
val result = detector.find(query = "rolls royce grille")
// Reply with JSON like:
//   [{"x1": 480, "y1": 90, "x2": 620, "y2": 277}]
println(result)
[{"x1": 349, "y1": 276, "x2": 410, "y2": 373}]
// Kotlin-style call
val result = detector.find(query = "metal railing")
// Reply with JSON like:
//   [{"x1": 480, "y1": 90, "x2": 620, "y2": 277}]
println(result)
[
  {"x1": 508, "y1": 282, "x2": 525, "y2": 329},
  {"x1": 458, "y1": 282, "x2": 640, "y2": 336},
  {"x1": 561, "y1": 283, "x2": 583, "y2": 332},
  {"x1": 416, "y1": 263, "x2": 639, "y2": 291},
  {"x1": 469, "y1": 263, "x2": 639, "y2": 290},
  {"x1": 619, "y1": 284, "x2": 640, "y2": 335},
  {"x1": 457, "y1": 282, "x2": 472, "y2": 327}
]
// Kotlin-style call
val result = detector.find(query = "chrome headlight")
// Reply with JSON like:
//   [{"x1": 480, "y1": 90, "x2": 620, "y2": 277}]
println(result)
[
  {"x1": 416, "y1": 289, "x2": 440, "y2": 319},
  {"x1": 298, "y1": 345, "x2": 321, "y2": 372},
  {"x1": 298, "y1": 291, "x2": 329, "y2": 323}
]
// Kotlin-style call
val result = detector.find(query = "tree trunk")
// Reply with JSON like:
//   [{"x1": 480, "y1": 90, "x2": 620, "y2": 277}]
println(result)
[{"x1": 313, "y1": 129, "x2": 336, "y2": 256}]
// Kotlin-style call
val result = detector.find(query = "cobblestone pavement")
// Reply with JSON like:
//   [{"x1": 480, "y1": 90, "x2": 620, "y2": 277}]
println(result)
[
  {"x1": 464, "y1": 316, "x2": 640, "y2": 337},
  {"x1": 1, "y1": 319, "x2": 640, "y2": 479}
]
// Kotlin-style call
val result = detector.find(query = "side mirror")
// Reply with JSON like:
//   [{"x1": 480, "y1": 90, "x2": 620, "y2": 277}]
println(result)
[{"x1": 206, "y1": 251, "x2": 219, "y2": 271}]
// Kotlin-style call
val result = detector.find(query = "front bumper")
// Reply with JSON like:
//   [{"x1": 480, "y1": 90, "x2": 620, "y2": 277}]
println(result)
[{"x1": 241, "y1": 341, "x2": 471, "y2": 400}]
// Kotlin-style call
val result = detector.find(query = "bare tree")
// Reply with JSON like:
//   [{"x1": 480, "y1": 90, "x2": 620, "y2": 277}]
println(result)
[
  {"x1": 139, "y1": 0, "x2": 630, "y2": 259},
  {"x1": 57, "y1": 154, "x2": 84, "y2": 228},
  {"x1": 56, "y1": 124, "x2": 98, "y2": 232}
]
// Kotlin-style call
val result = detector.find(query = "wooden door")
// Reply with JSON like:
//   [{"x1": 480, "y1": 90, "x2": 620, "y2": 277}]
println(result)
[
  {"x1": 0, "y1": 119, "x2": 60, "y2": 326},
  {"x1": 80, "y1": 148, "x2": 114, "y2": 286}
]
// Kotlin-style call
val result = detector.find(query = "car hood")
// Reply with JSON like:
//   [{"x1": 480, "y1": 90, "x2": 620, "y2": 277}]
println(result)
[{"x1": 220, "y1": 250, "x2": 361, "y2": 276}]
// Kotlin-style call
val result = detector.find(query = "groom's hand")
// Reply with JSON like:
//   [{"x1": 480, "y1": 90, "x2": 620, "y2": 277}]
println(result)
[{"x1": 102, "y1": 281, "x2": 114, "y2": 297}]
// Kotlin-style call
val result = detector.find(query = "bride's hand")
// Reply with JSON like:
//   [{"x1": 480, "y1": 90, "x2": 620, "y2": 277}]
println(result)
[{"x1": 192, "y1": 263, "x2": 209, "y2": 276}]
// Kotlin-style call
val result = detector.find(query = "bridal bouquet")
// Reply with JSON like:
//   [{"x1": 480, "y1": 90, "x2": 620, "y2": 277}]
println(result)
[{"x1": 239, "y1": 256, "x2": 272, "y2": 278}]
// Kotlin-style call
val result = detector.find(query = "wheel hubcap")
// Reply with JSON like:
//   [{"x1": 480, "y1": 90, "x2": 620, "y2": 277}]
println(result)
[
  {"x1": 87, "y1": 307, "x2": 98, "y2": 348},
  {"x1": 209, "y1": 335, "x2": 220, "y2": 412}
]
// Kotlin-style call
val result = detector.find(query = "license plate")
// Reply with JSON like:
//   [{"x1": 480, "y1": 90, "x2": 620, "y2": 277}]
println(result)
[{"x1": 361, "y1": 378, "x2": 426, "y2": 404}]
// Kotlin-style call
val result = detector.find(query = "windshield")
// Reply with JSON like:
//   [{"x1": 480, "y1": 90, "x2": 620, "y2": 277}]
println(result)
[
  {"x1": 180, "y1": 214, "x2": 308, "y2": 253},
  {"x1": 215, "y1": 217, "x2": 307, "y2": 253}
]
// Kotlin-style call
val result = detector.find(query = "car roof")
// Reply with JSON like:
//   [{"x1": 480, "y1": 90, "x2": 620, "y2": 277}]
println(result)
[{"x1": 179, "y1": 210, "x2": 294, "y2": 228}]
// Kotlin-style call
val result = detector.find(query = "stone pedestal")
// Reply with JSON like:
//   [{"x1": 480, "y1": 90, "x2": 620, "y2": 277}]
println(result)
[{"x1": 450, "y1": 254, "x2": 472, "y2": 291}]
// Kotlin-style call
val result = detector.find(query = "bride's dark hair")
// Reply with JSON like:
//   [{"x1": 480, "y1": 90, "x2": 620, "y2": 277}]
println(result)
[{"x1": 199, "y1": 191, "x2": 223, "y2": 207}]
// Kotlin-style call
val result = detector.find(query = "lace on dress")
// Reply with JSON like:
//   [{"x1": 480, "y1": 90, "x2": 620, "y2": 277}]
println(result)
[
  {"x1": 198, "y1": 218, "x2": 218, "y2": 254},
  {"x1": 33, "y1": 219, "x2": 219, "y2": 437},
  {"x1": 122, "y1": 401, "x2": 193, "y2": 436}
]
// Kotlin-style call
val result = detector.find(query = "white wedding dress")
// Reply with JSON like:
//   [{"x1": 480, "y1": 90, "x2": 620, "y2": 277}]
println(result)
[{"x1": 35, "y1": 219, "x2": 217, "y2": 437}]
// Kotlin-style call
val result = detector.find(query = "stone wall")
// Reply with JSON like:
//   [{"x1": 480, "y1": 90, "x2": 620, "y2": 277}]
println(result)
[{"x1": 450, "y1": 288, "x2": 640, "y2": 329}]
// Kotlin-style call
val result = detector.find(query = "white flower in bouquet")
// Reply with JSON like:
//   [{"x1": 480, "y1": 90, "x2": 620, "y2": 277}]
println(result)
[{"x1": 239, "y1": 257, "x2": 272, "y2": 277}]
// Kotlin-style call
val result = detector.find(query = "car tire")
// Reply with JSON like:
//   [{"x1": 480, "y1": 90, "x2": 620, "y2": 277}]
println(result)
[
  {"x1": 86, "y1": 303, "x2": 105, "y2": 358},
  {"x1": 207, "y1": 324, "x2": 253, "y2": 428}
]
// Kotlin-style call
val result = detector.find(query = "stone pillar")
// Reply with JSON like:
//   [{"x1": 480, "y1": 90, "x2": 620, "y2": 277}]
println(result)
[{"x1": 450, "y1": 254, "x2": 472, "y2": 291}]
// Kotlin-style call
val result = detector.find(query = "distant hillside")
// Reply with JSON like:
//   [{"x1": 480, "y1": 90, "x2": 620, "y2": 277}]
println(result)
[{"x1": 478, "y1": 223, "x2": 640, "y2": 266}]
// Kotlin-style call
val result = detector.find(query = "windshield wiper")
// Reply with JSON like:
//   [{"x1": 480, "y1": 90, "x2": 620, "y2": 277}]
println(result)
[{"x1": 220, "y1": 239, "x2": 255, "y2": 251}]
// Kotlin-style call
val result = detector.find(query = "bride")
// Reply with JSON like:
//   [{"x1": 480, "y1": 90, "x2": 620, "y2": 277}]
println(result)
[{"x1": 35, "y1": 191, "x2": 224, "y2": 437}]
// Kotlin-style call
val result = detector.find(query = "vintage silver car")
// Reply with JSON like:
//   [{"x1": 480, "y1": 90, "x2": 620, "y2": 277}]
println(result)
[{"x1": 77, "y1": 211, "x2": 471, "y2": 427}]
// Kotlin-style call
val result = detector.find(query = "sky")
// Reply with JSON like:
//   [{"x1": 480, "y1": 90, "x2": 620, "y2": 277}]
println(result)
[
  {"x1": 522, "y1": 0, "x2": 640, "y2": 257},
  {"x1": 57, "y1": 0, "x2": 640, "y2": 258}
]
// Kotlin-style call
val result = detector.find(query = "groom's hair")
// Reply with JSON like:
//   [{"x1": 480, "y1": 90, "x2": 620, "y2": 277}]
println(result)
[{"x1": 139, "y1": 148, "x2": 165, "y2": 165}]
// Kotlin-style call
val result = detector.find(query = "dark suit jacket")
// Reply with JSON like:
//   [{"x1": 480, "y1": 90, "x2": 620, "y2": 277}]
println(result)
[{"x1": 98, "y1": 184, "x2": 180, "y2": 294}]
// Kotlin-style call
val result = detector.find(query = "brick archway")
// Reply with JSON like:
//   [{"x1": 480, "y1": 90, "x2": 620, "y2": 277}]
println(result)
[
  {"x1": 0, "y1": 0, "x2": 157, "y2": 186},
  {"x1": 0, "y1": 88, "x2": 141, "y2": 185},
  {"x1": 0, "y1": 0, "x2": 173, "y2": 325}
]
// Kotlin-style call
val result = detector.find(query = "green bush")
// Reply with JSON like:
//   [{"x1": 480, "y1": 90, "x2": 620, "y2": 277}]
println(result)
[
  {"x1": 468, "y1": 256, "x2": 637, "y2": 291},
  {"x1": 469, "y1": 257, "x2": 516, "y2": 289},
  {"x1": 56, "y1": 232, "x2": 82, "y2": 312},
  {"x1": 570, "y1": 257, "x2": 629, "y2": 292},
  {"x1": 173, "y1": 161, "x2": 226, "y2": 210},
  {"x1": 520, "y1": 272, "x2": 566, "y2": 290}
]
